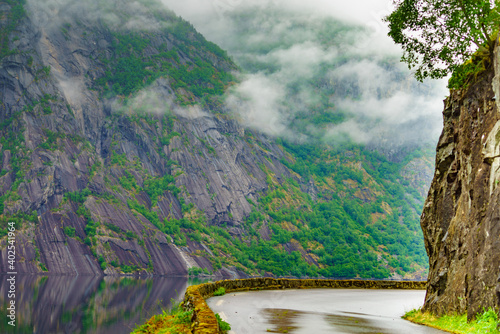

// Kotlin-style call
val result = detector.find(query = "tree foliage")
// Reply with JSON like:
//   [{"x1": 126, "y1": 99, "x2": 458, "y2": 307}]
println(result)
[
  {"x1": 94, "y1": 21, "x2": 234, "y2": 101},
  {"x1": 0, "y1": 0, "x2": 26, "y2": 59},
  {"x1": 385, "y1": 0, "x2": 500, "y2": 81}
]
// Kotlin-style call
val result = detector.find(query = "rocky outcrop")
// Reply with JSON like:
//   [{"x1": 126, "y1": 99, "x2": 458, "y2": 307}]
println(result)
[{"x1": 421, "y1": 47, "x2": 500, "y2": 319}]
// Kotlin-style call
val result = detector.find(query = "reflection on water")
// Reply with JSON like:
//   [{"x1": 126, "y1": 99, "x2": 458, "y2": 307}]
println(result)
[
  {"x1": 262, "y1": 308, "x2": 430, "y2": 334},
  {"x1": 325, "y1": 313, "x2": 387, "y2": 334},
  {"x1": 262, "y1": 308, "x2": 300, "y2": 333},
  {"x1": 263, "y1": 308, "x2": 390, "y2": 334},
  {"x1": 0, "y1": 275, "x2": 200, "y2": 334}
]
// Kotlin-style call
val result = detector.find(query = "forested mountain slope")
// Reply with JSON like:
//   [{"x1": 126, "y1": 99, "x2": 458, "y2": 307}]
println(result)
[{"x1": 0, "y1": 0, "x2": 433, "y2": 279}]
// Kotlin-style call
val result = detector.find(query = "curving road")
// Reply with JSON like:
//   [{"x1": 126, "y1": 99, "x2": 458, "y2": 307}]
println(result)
[{"x1": 206, "y1": 289, "x2": 446, "y2": 334}]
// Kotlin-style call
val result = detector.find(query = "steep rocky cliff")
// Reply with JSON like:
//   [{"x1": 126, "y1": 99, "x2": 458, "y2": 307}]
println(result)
[
  {"x1": 0, "y1": 0, "x2": 433, "y2": 278},
  {"x1": 422, "y1": 45, "x2": 500, "y2": 319},
  {"x1": 0, "y1": 0, "x2": 279, "y2": 276}
]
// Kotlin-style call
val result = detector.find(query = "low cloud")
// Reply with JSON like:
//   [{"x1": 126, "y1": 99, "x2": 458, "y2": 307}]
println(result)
[
  {"x1": 26, "y1": 0, "x2": 448, "y2": 149},
  {"x1": 329, "y1": 59, "x2": 447, "y2": 145},
  {"x1": 225, "y1": 73, "x2": 288, "y2": 136},
  {"x1": 112, "y1": 78, "x2": 208, "y2": 119},
  {"x1": 159, "y1": 0, "x2": 446, "y2": 148}
]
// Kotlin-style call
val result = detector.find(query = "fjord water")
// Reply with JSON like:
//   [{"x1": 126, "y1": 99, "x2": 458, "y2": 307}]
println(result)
[{"x1": 0, "y1": 275, "x2": 196, "y2": 334}]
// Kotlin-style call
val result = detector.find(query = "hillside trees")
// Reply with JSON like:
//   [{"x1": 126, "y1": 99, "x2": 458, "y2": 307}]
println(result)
[{"x1": 384, "y1": 0, "x2": 500, "y2": 81}]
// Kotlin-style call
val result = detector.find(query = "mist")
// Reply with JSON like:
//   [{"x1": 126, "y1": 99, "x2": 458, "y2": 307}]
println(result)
[
  {"x1": 161, "y1": 0, "x2": 447, "y2": 148},
  {"x1": 26, "y1": 0, "x2": 448, "y2": 148},
  {"x1": 112, "y1": 78, "x2": 208, "y2": 120}
]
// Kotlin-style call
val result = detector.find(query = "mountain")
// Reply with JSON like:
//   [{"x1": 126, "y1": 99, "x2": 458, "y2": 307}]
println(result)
[
  {"x1": 0, "y1": 0, "x2": 432, "y2": 279},
  {"x1": 421, "y1": 47, "x2": 500, "y2": 319}
]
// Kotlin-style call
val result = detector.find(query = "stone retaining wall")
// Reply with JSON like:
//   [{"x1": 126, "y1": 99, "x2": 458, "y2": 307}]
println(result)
[{"x1": 182, "y1": 278, "x2": 427, "y2": 333}]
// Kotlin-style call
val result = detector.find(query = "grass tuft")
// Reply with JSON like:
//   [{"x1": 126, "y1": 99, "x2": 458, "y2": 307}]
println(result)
[
  {"x1": 215, "y1": 313, "x2": 231, "y2": 333},
  {"x1": 131, "y1": 298, "x2": 193, "y2": 334},
  {"x1": 213, "y1": 287, "x2": 226, "y2": 296},
  {"x1": 404, "y1": 307, "x2": 500, "y2": 334}
]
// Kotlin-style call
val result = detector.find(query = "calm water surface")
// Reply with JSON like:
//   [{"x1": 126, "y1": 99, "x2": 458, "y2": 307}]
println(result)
[{"x1": 0, "y1": 275, "x2": 201, "y2": 334}]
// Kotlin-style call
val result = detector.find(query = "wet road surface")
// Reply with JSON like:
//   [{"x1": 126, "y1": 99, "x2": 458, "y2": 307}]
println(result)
[{"x1": 206, "y1": 289, "x2": 446, "y2": 334}]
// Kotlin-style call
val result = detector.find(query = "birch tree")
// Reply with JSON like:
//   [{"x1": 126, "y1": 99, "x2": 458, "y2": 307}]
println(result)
[{"x1": 384, "y1": 0, "x2": 500, "y2": 81}]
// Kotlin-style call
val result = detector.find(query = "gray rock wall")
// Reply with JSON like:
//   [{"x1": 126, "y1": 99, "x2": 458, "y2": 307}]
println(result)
[
  {"x1": 0, "y1": 4, "x2": 289, "y2": 275},
  {"x1": 421, "y1": 46, "x2": 500, "y2": 319}
]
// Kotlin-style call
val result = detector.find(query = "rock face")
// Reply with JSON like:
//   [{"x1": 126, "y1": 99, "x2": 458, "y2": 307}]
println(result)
[
  {"x1": 422, "y1": 46, "x2": 500, "y2": 319},
  {"x1": 0, "y1": 1, "x2": 290, "y2": 276},
  {"x1": 0, "y1": 0, "x2": 435, "y2": 279}
]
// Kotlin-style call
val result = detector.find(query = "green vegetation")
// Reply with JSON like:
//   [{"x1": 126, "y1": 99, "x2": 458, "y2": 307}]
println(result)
[
  {"x1": 0, "y1": 0, "x2": 26, "y2": 59},
  {"x1": 144, "y1": 174, "x2": 179, "y2": 205},
  {"x1": 132, "y1": 299, "x2": 193, "y2": 334},
  {"x1": 94, "y1": 17, "x2": 234, "y2": 103},
  {"x1": 39, "y1": 129, "x2": 66, "y2": 151},
  {"x1": 216, "y1": 313, "x2": 231, "y2": 333},
  {"x1": 385, "y1": 0, "x2": 500, "y2": 82},
  {"x1": 119, "y1": 171, "x2": 138, "y2": 190},
  {"x1": 404, "y1": 308, "x2": 500, "y2": 334},
  {"x1": 448, "y1": 50, "x2": 492, "y2": 90},
  {"x1": 34, "y1": 66, "x2": 51, "y2": 82},
  {"x1": 0, "y1": 112, "x2": 28, "y2": 207},
  {"x1": 221, "y1": 139, "x2": 428, "y2": 278},
  {"x1": 110, "y1": 152, "x2": 129, "y2": 167},
  {"x1": 64, "y1": 188, "x2": 91, "y2": 203},
  {"x1": 66, "y1": 192, "x2": 101, "y2": 249},
  {"x1": 88, "y1": 115, "x2": 429, "y2": 279},
  {"x1": 64, "y1": 226, "x2": 76, "y2": 238},
  {"x1": 213, "y1": 287, "x2": 226, "y2": 296},
  {"x1": 188, "y1": 267, "x2": 211, "y2": 276},
  {"x1": 97, "y1": 34, "x2": 154, "y2": 96}
]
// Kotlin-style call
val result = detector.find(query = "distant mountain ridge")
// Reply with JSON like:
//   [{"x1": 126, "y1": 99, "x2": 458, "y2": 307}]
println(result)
[{"x1": 0, "y1": 0, "x2": 432, "y2": 279}]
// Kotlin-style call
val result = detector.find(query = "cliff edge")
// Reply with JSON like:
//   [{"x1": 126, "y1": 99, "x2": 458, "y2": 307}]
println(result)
[{"x1": 422, "y1": 43, "x2": 500, "y2": 319}]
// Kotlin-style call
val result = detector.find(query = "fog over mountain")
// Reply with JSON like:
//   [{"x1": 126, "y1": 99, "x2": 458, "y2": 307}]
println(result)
[
  {"x1": 161, "y1": 0, "x2": 448, "y2": 148},
  {"x1": 27, "y1": 0, "x2": 448, "y2": 148}
]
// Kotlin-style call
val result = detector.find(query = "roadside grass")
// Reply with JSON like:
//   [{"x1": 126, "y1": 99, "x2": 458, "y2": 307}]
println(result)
[
  {"x1": 213, "y1": 287, "x2": 226, "y2": 296},
  {"x1": 131, "y1": 296, "x2": 231, "y2": 334},
  {"x1": 131, "y1": 299, "x2": 193, "y2": 334},
  {"x1": 403, "y1": 308, "x2": 500, "y2": 334},
  {"x1": 216, "y1": 313, "x2": 231, "y2": 333}
]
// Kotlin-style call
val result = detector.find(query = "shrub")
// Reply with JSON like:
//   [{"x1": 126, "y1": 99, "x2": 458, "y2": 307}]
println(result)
[
  {"x1": 63, "y1": 226, "x2": 76, "y2": 237},
  {"x1": 215, "y1": 313, "x2": 231, "y2": 332},
  {"x1": 213, "y1": 287, "x2": 226, "y2": 296}
]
